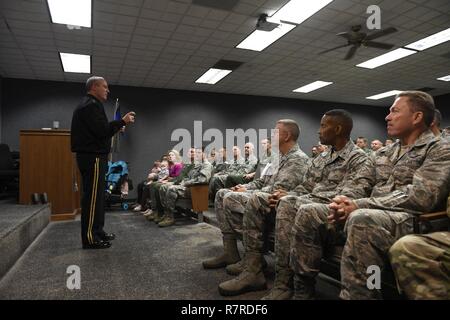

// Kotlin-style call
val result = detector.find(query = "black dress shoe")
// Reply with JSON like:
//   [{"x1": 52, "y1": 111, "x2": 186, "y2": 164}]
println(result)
[
  {"x1": 31, "y1": 193, "x2": 40, "y2": 204},
  {"x1": 101, "y1": 233, "x2": 116, "y2": 241},
  {"x1": 40, "y1": 193, "x2": 48, "y2": 204},
  {"x1": 82, "y1": 240, "x2": 112, "y2": 249}
]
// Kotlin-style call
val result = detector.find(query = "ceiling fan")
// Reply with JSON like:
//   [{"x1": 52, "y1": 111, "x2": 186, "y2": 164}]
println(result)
[{"x1": 319, "y1": 25, "x2": 398, "y2": 60}]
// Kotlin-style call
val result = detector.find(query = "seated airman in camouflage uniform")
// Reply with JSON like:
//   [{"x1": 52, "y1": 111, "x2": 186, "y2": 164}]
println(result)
[
  {"x1": 291, "y1": 91, "x2": 450, "y2": 300},
  {"x1": 209, "y1": 145, "x2": 258, "y2": 200},
  {"x1": 389, "y1": 232, "x2": 450, "y2": 299},
  {"x1": 218, "y1": 109, "x2": 375, "y2": 297},
  {"x1": 225, "y1": 140, "x2": 274, "y2": 187},
  {"x1": 388, "y1": 189, "x2": 450, "y2": 300},
  {"x1": 158, "y1": 147, "x2": 213, "y2": 227},
  {"x1": 202, "y1": 120, "x2": 309, "y2": 277},
  {"x1": 211, "y1": 148, "x2": 230, "y2": 175}
]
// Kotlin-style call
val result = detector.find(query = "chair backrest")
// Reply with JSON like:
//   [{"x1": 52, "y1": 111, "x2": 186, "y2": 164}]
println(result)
[{"x1": 0, "y1": 144, "x2": 15, "y2": 170}]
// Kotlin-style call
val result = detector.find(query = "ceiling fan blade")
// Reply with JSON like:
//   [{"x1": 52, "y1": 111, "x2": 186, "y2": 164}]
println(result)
[
  {"x1": 318, "y1": 43, "x2": 350, "y2": 55},
  {"x1": 364, "y1": 41, "x2": 395, "y2": 50},
  {"x1": 337, "y1": 32, "x2": 352, "y2": 40},
  {"x1": 365, "y1": 27, "x2": 398, "y2": 40},
  {"x1": 344, "y1": 45, "x2": 358, "y2": 60}
]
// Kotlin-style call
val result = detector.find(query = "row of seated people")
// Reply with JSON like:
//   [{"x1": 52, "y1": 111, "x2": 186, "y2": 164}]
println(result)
[
  {"x1": 129, "y1": 90, "x2": 448, "y2": 299},
  {"x1": 200, "y1": 90, "x2": 449, "y2": 300},
  {"x1": 131, "y1": 148, "x2": 212, "y2": 227},
  {"x1": 131, "y1": 139, "x2": 276, "y2": 226},
  {"x1": 131, "y1": 131, "x2": 404, "y2": 226},
  {"x1": 314, "y1": 107, "x2": 446, "y2": 158}
]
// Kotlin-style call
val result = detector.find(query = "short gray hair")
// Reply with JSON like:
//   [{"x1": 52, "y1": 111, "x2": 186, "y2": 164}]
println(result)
[
  {"x1": 277, "y1": 119, "x2": 300, "y2": 141},
  {"x1": 85, "y1": 76, "x2": 105, "y2": 92}
]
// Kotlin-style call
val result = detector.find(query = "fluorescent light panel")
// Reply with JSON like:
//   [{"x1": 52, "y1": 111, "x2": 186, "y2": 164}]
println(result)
[
  {"x1": 47, "y1": 0, "x2": 91, "y2": 28},
  {"x1": 366, "y1": 90, "x2": 402, "y2": 100},
  {"x1": 60, "y1": 53, "x2": 91, "y2": 73},
  {"x1": 236, "y1": 20, "x2": 295, "y2": 51},
  {"x1": 195, "y1": 68, "x2": 232, "y2": 84},
  {"x1": 293, "y1": 81, "x2": 333, "y2": 93},
  {"x1": 236, "y1": 0, "x2": 334, "y2": 52},
  {"x1": 405, "y1": 27, "x2": 450, "y2": 51},
  {"x1": 437, "y1": 75, "x2": 450, "y2": 82},
  {"x1": 356, "y1": 48, "x2": 416, "y2": 69},
  {"x1": 272, "y1": 0, "x2": 334, "y2": 24}
]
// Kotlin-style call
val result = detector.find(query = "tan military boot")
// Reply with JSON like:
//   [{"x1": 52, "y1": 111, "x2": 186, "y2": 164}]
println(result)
[
  {"x1": 154, "y1": 212, "x2": 164, "y2": 223},
  {"x1": 261, "y1": 268, "x2": 293, "y2": 300},
  {"x1": 158, "y1": 213, "x2": 175, "y2": 227},
  {"x1": 226, "y1": 255, "x2": 268, "y2": 276},
  {"x1": 218, "y1": 252, "x2": 267, "y2": 296},
  {"x1": 145, "y1": 210, "x2": 157, "y2": 221},
  {"x1": 202, "y1": 235, "x2": 240, "y2": 269}
]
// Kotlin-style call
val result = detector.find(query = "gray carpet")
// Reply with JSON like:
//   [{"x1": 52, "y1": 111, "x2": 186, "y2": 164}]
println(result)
[
  {"x1": 0, "y1": 204, "x2": 47, "y2": 238},
  {"x1": 0, "y1": 210, "x2": 339, "y2": 300},
  {"x1": 0, "y1": 203, "x2": 50, "y2": 278}
]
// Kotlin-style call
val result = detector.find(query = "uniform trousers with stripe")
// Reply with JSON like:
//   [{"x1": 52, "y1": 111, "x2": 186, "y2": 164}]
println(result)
[{"x1": 76, "y1": 153, "x2": 107, "y2": 245}]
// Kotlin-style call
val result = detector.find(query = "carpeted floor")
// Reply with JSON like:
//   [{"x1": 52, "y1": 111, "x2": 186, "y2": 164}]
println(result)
[{"x1": 0, "y1": 210, "x2": 339, "y2": 300}]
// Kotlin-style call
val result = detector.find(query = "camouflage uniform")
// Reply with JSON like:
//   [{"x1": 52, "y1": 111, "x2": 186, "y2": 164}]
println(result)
[
  {"x1": 217, "y1": 144, "x2": 309, "y2": 240},
  {"x1": 154, "y1": 163, "x2": 194, "y2": 211},
  {"x1": 258, "y1": 141, "x2": 375, "y2": 291},
  {"x1": 259, "y1": 152, "x2": 275, "y2": 166},
  {"x1": 160, "y1": 161, "x2": 213, "y2": 215},
  {"x1": 212, "y1": 161, "x2": 230, "y2": 176},
  {"x1": 291, "y1": 130, "x2": 450, "y2": 299},
  {"x1": 388, "y1": 192, "x2": 450, "y2": 300},
  {"x1": 389, "y1": 231, "x2": 450, "y2": 299},
  {"x1": 226, "y1": 153, "x2": 278, "y2": 188},
  {"x1": 209, "y1": 158, "x2": 245, "y2": 199}
]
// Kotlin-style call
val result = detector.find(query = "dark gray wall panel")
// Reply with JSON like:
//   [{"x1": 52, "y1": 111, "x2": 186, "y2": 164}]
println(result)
[{"x1": 5, "y1": 78, "x2": 447, "y2": 198}]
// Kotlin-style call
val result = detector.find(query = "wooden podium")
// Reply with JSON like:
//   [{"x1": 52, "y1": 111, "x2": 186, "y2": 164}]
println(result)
[{"x1": 19, "y1": 129, "x2": 81, "y2": 221}]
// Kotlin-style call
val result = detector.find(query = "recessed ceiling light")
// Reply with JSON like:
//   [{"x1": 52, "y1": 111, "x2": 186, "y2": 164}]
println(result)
[
  {"x1": 366, "y1": 90, "x2": 402, "y2": 100},
  {"x1": 293, "y1": 81, "x2": 333, "y2": 93},
  {"x1": 236, "y1": 20, "x2": 295, "y2": 51},
  {"x1": 437, "y1": 75, "x2": 450, "y2": 82},
  {"x1": 356, "y1": 48, "x2": 416, "y2": 69},
  {"x1": 271, "y1": 0, "x2": 334, "y2": 24},
  {"x1": 405, "y1": 27, "x2": 450, "y2": 51},
  {"x1": 195, "y1": 68, "x2": 232, "y2": 84},
  {"x1": 59, "y1": 53, "x2": 91, "y2": 73},
  {"x1": 47, "y1": 0, "x2": 91, "y2": 28}
]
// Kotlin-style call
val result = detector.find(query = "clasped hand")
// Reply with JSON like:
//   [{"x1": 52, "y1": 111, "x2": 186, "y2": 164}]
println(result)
[
  {"x1": 327, "y1": 195, "x2": 357, "y2": 224},
  {"x1": 268, "y1": 189, "x2": 287, "y2": 208},
  {"x1": 231, "y1": 184, "x2": 246, "y2": 192}
]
